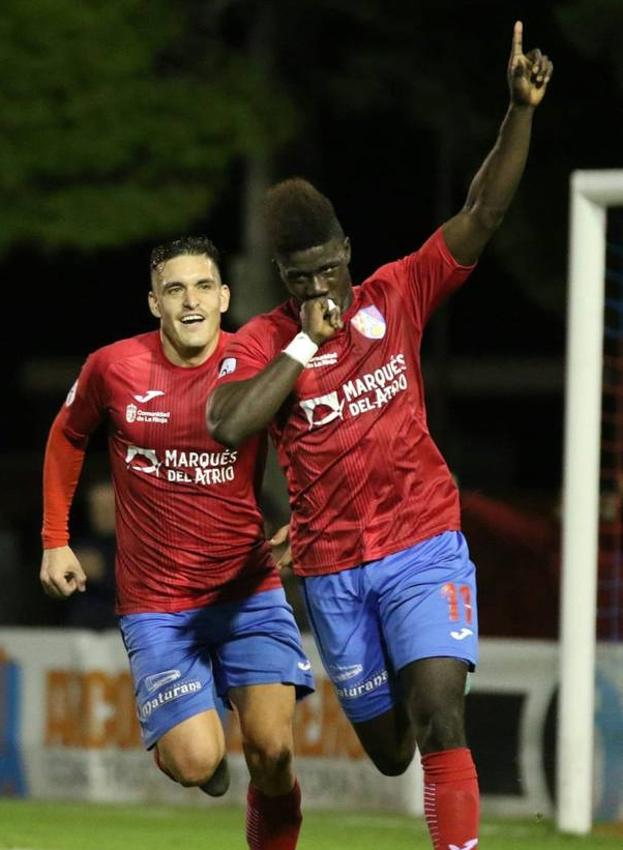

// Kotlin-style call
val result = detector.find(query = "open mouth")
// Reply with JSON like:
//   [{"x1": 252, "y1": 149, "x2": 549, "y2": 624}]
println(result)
[{"x1": 179, "y1": 314, "x2": 205, "y2": 326}]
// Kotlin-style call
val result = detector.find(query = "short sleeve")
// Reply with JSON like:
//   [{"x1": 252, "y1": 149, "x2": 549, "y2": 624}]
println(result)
[
  {"x1": 215, "y1": 319, "x2": 280, "y2": 385},
  {"x1": 376, "y1": 228, "x2": 476, "y2": 329},
  {"x1": 60, "y1": 350, "x2": 108, "y2": 443}
]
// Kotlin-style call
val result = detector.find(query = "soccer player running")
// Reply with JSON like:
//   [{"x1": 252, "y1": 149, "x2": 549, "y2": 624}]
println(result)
[
  {"x1": 207, "y1": 22, "x2": 552, "y2": 850},
  {"x1": 40, "y1": 237, "x2": 312, "y2": 850}
]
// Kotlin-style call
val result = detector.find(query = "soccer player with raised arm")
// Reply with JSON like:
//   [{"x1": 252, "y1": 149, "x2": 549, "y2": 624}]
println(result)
[
  {"x1": 207, "y1": 23, "x2": 552, "y2": 850},
  {"x1": 40, "y1": 237, "x2": 312, "y2": 850}
]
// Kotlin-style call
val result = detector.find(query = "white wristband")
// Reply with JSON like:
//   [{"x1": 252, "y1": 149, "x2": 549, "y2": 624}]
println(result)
[{"x1": 282, "y1": 332, "x2": 319, "y2": 367}]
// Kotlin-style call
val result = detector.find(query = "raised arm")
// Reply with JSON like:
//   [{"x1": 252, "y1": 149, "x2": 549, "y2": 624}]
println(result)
[
  {"x1": 207, "y1": 296, "x2": 340, "y2": 447},
  {"x1": 442, "y1": 21, "x2": 553, "y2": 265}
]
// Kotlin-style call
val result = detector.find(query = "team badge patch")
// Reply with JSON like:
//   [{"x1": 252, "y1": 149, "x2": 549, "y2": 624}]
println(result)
[
  {"x1": 65, "y1": 380, "x2": 78, "y2": 407},
  {"x1": 350, "y1": 305, "x2": 386, "y2": 339},
  {"x1": 219, "y1": 357, "x2": 237, "y2": 377}
]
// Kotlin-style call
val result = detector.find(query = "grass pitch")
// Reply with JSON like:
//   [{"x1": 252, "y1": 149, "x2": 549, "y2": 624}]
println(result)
[{"x1": 0, "y1": 800, "x2": 621, "y2": 850}]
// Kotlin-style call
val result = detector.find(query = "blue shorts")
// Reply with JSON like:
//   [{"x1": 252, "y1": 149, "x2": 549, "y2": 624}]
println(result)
[
  {"x1": 119, "y1": 588, "x2": 314, "y2": 749},
  {"x1": 301, "y1": 531, "x2": 478, "y2": 724}
]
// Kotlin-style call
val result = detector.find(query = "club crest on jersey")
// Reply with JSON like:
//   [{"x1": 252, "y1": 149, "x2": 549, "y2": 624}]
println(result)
[
  {"x1": 65, "y1": 379, "x2": 78, "y2": 407},
  {"x1": 351, "y1": 305, "x2": 386, "y2": 340},
  {"x1": 219, "y1": 357, "x2": 237, "y2": 377}
]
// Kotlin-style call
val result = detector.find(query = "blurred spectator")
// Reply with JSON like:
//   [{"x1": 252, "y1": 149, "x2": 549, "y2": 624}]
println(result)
[
  {"x1": 64, "y1": 479, "x2": 116, "y2": 630},
  {"x1": 0, "y1": 514, "x2": 21, "y2": 625},
  {"x1": 460, "y1": 490, "x2": 560, "y2": 639}
]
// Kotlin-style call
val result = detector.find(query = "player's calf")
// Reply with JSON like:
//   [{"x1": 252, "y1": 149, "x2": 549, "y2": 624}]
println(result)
[
  {"x1": 367, "y1": 748, "x2": 414, "y2": 777},
  {"x1": 199, "y1": 756, "x2": 230, "y2": 797},
  {"x1": 352, "y1": 705, "x2": 417, "y2": 776}
]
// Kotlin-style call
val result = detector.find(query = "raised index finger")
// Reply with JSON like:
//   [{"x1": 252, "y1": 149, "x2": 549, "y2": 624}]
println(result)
[{"x1": 511, "y1": 20, "x2": 523, "y2": 58}]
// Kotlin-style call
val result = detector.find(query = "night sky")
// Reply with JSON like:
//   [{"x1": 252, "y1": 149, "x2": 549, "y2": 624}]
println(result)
[{"x1": 2, "y1": 0, "x2": 621, "y2": 540}]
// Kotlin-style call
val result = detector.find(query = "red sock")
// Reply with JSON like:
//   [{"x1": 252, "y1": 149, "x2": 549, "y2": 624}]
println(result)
[
  {"x1": 246, "y1": 779, "x2": 302, "y2": 850},
  {"x1": 422, "y1": 748, "x2": 479, "y2": 850}
]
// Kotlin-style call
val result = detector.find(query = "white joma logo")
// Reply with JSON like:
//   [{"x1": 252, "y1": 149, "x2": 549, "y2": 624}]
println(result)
[
  {"x1": 134, "y1": 390, "x2": 165, "y2": 403},
  {"x1": 450, "y1": 628, "x2": 474, "y2": 641},
  {"x1": 297, "y1": 661, "x2": 312, "y2": 672},
  {"x1": 449, "y1": 839, "x2": 478, "y2": 850}
]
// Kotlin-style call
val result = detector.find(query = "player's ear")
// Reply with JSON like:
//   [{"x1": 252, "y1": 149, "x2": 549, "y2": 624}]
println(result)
[
  {"x1": 343, "y1": 237, "x2": 351, "y2": 264},
  {"x1": 148, "y1": 290, "x2": 161, "y2": 319},
  {"x1": 219, "y1": 284, "x2": 231, "y2": 315}
]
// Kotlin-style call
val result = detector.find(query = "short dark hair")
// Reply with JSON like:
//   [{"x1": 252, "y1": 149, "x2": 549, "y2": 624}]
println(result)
[
  {"x1": 264, "y1": 178, "x2": 344, "y2": 256},
  {"x1": 150, "y1": 236, "x2": 220, "y2": 270}
]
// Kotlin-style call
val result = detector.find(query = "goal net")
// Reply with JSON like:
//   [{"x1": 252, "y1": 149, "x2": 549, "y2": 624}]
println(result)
[{"x1": 598, "y1": 210, "x2": 623, "y2": 641}]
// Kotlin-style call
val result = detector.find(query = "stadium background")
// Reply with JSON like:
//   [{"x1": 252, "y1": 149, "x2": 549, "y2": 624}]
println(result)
[{"x1": 0, "y1": 0, "x2": 622, "y2": 844}]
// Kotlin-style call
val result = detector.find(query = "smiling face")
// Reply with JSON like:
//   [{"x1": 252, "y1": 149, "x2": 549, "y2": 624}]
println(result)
[
  {"x1": 149, "y1": 253, "x2": 230, "y2": 367},
  {"x1": 276, "y1": 236, "x2": 353, "y2": 311}
]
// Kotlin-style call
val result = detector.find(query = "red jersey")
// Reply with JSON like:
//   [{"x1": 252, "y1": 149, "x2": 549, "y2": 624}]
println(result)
[
  {"x1": 216, "y1": 229, "x2": 474, "y2": 576},
  {"x1": 43, "y1": 331, "x2": 280, "y2": 614}
]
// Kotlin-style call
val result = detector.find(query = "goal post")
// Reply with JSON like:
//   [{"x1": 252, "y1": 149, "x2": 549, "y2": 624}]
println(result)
[{"x1": 558, "y1": 170, "x2": 623, "y2": 834}]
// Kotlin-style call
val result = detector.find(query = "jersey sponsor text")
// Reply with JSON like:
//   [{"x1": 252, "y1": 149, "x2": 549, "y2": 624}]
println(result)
[
  {"x1": 300, "y1": 353, "x2": 408, "y2": 428},
  {"x1": 125, "y1": 445, "x2": 239, "y2": 487}
]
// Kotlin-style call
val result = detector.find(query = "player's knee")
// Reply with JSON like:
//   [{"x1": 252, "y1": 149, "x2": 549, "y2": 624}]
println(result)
[
  {"x1": 412, "y1": 704, "x2": 465, "y2": 753},
  {"x1": 164, "y1": 749, "x2": 223, "y2": 787},
  {"x1": 245, "y1": 739, "x2": 293, "y2": 781}
]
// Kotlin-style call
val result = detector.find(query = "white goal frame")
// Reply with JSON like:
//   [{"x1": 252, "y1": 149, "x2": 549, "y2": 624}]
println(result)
[{"x1": 558, "y1": 169, "x2": 623, "y2": 834}]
